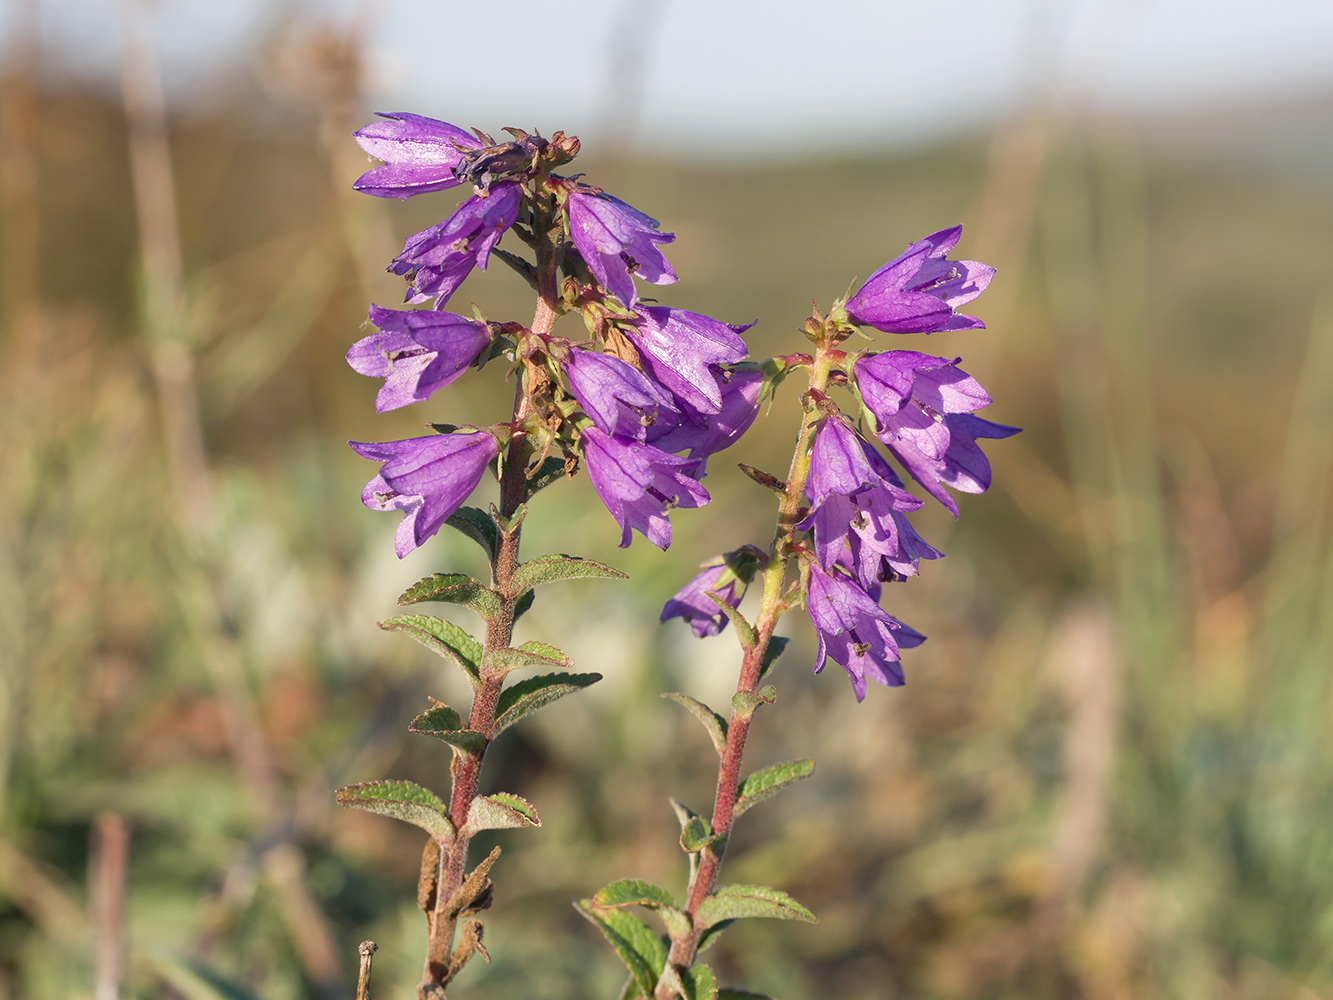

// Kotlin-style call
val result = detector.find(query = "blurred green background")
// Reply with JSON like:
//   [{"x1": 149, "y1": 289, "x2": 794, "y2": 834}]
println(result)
[{"x1": 3, "y1": 4, "x2": 1333, "y2": 999}]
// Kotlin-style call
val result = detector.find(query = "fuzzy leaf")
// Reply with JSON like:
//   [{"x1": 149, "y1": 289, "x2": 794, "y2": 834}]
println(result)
[
  {"x1": 758, "y1": 636, "x2": 789, "y2": 681},
  {"x1": 695, "y1": 885, "x2": 816, "y2": 929},
  {"x1": 484, "y1": 644, "x2": 573, "y2": 676},
  {"x1": 731, "y1": 690, "x2": 766, "y2": 719},
  {"x1": 445, "y1": 506, "x2": 498, "y2": 560},
  {"x1": 575, "y1": 902, "x2": 666, "y2": 998},
  {"x1": 513, "y1": 588, "x2": 535, "y2": 623},
  {"x1": 335, "y1": 780, "x2": 454, "y2": 842},
  {"x1": 408, "y1": 705, "x2": 487, "y2": 756},
  {"x1": 734, "y1": 759, "x2": 815, "y2": 819},
  {"x1": 706, "y1": 592, "x2": 756, "y2": 646},
  {"x1": 696, "y1": 920, "x2": 735, "y2": 956},
  {"x1": 661, "y1": 693, "x2": 728, "y2": 755},
  {"x1": 465, "y1": 791, "x2": 541, "y2": 832},
  {"x1": 516, "y1": 639, "x2": 572, "y2": 666},
  {"x1": 398, "y1": 573, "x2": 502, "y2": 617},
  {"x1": 527, "y1": 455, "x2": 567, "y2": 494},
  {"x1": 493, "y1": 673, "x2": 601, "y2": 736},
  {"x1": 511, "y1": 554, "x2": 628, "y2": 596},
  {"x1": 593, "y1": 879, "x2": 679, "y2": 910},
  {"x1": 379, "y1": 615, "x2": 482, "y2": 688},
  {"x1": 680, "y1": 965, "x2": 718, "y2": 1000},
  {"x1": 680, "y1": 816, "x2": 725, "y2": 855}
]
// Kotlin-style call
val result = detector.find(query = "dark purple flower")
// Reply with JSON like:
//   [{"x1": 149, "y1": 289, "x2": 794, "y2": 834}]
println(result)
[
  {"x1": 580, "y1": 427, "x2": 710, "y2": 549},
  {"x1": 647, "y1": 369, "x2": 763, "y2": 478},
  {"x1": 623, "y1": 306, "x2": 750, "y2": 416},
  {"x1": 346, "y1": 306, "x2": 493, "y2": 412},
  {"x1": 564, "y1": 349, "x2": 678, "y2": 440},
  {"x1": 350, "y1": 432, "x2": 498, "y2": 557},
  {"x1": 353, "y1": 113, "x2": 482, "y2": 200},
  {"x1": 805, "y1": 563, "x2": 925, "y2": 701},
  {"x1": 660, "y1": 562, "x2": 742, "y2": 638},
  {"x1": 391, "y1": 181, "x2": 523, "y2": 306},
  {"x1": 806, "y1": 416, "x2": 878, "y2": 510},
  {"x1": 844, "y1": 227, "x2": 995, "y2": 334},
  {"x1": 567, "y1": 193, "x2": 676, "y2": 308}
]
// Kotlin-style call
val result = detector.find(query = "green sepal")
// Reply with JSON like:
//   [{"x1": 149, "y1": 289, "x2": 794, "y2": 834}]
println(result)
[
  {"x1": 407, "y1": 704, "x2": 487, "y2": 757},
  {"x1": 680, "y1": 816, "x2": 726, "y2": 855},
  {"x1": 483, "y1": 644, "x2": 573, "y2": 677},
  {"x1": 527, "y1": 455, "x2": 567, "y2": 494},
  {"x1": 335, "y1": 780, "x2": 454, "y2": 843},
  {"x1": 511, "y1": 553, "x2": 628, "y2": 596},
  {"x1": 695, "y1": 884, "x2": 816, "y2": 929},
  {"x1": 705, "y1": 593, "x2": 756, "y2": 647},
  {"x1": 733, "y1": 759, "x2": 815, "y2": 819},
  {"x1": 731, "y1": 685, "x2": 774, "y2": 719},
  {"x1": 445, "y1": 506, "x2": 498, "y2": 561},
  {"x1": 758, "y1": 636, "x2": 789, "y2": 681},
  {"x1": 397, "y1": 573, "x2": 502, "y2": 618},
  {"x1": 379, "y1": 615, "x2": 482, "y2": 690},
  {"x1": 465, "y1": 791, "x2": 541, "y2": 833},
  {"x1": 492, "y1": 672, "x2": 601, "y2": 736},
  {"x1": 757, "y1": 355, "x2": 793, "y2": 414},
  {"x1": 575, "y1": 901, "x2": 667, "y2": 999},
  {"x1": 661, "y1": 693, "x2": 728, "y2": 755},
  {"x1": 678, "y1": 965, "x2": 718, "y2": 1000}
]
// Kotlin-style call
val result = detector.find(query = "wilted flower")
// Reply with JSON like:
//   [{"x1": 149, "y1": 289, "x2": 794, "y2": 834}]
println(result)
[
  {"x1": 391, "y1": 181, "x2": 523, "y2": 306},
  {"x1": 567, "y1": 192, "x2": 676, "y2": 308},
  {"x1": 346, "y1": 306, "x2": 493, "y2": 412},
  {"x1": 353, "y1": 113, "x2": 482, "y2": 200},
  {"x1": 564, "y1": 349, "x2": 678, "y2": 440},
  {"x1": 580, "y1": 427, "x2": 710, "y2": 549},
  {"x1": 350, "y1": 431, "x2": 498, "y2": 557},
  {"x1": 845, "y1": 226, "x2": 994, "y2": 334},
  {"x1": 661, "y1": 563, "x2": 742, "y2": 638}
]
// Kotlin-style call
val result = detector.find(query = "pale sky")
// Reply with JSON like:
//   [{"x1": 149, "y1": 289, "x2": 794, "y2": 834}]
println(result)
[{"x1": 8, "y1": 0, "x2": 1333, "y2": 158}]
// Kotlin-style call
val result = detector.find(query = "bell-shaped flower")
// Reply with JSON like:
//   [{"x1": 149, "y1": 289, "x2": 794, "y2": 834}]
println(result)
[
  {"x1": 845, "y1": 227, "x2": 994, "y2": 334},
  {"x1": 564, "y1": 349, "x2": 678, "y2": 441},
  {"x1": 647, "y1": 369, "x2": 763, "y2": 479},
  {"x1": 390, "y1": 181, "x2": 523, "y2": 307},
  {"x1": 350, "y1": 431, "x2": 498, "y2": 557},
  {"x1": 623, "y1": 307, "x2": 751, "y2": 416},
  {"x1": 880, "y1": 412, "x2": 1020, "y2": 517},
  {"x1": 580, "y1": 427, "x2": 710, "y2": 549},
  {"x1": 806, "y1": 415, "x2": 879, "y2": 510},
  {"x1": 353, "y1": 113, "x2": 482, "y2": 200},
  {"x1": 567, "y1": 192, "x2": 676, "y2": 308},
  {"x1": 660, "y1": 545, "x2": 765, "y2": 637},
  {"x1": 346, "y1": 306, "x2": 492, "y2": 412}
]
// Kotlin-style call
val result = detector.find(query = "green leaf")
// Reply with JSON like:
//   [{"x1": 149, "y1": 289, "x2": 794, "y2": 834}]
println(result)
[
  {"x1": 680, "y1": 816, "x2": 725, "y2": 855},
  {"x1": 465, "y1": 791, "x2": 540, "y2": 832},
  {"x1": 575, "y1": 901, "x2": 666, "y2": 998},
  {"x1": 593, "y1": 879, "x2": 678, "y2": 910},
  {"x1": 516, "y1": 639, "x2": 572, "y2": 666},
  {"x1": 445, "y1": 506, "x2": 498, "y2": 560},
  {"x1": 397, "y1": 573, "x2": 502, "y2": 617},
  {"x1": 483, "y1": 644, "x2": 574, "y2": 676},
  {"x1": 758, "y1": 636, "x2": 788, "y2": 681},
  {"x1": 696, "y1": 920, "x2": 735, "y2": 956},
  {"x1": 379, "y1": 615, "x2": 483, "y2": 689},
  {"x1": 734, "y1": 759, "x2": 814, "y2": 819},
  {"x1": 527, "y1": 455, "x2": 567, "y2": 494},
  {"x1": 679, "y1": 965, "x2": 718, "y2": 1000},
  {"x1": 511, "y1": 553, "x2": 628, "y2": 596},
  {"x1": 731, "y1": 690, "x2": 764, "y2": 719},
  {"x1": 408, "y1": 705, "x2": 487, "y2": 756},
  {"x1": 661, "y1": 693, "x2": 728, "y2": 755},
  {"x1": 513, "y1": 588, "x2": 535, "y2": 623},
  {"x1": 705, "y1": 593, "x2": 756, "y2": 646},
  {"x1": 695, "y1": 884, "x2": 816, "y2": 929},
  {"x1": 493, "y1": 673, "x2": 601, "y2": 736},
  {"x1": 335, "y1": 780, "x2": 454, "y2": 842}
]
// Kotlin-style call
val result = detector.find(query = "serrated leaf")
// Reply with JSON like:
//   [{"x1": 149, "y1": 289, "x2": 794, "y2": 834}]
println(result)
[
  {"x1": 379, "y1": 615, "x2": 482, "y2": 688},
  {"x1": 734, "y1": 759, "x2": 814, "y2": 819},
  {"x1": 335, "y1": 780, "x2": 454, "y2": 842},
  {"x1": 705, "y1": 593, "x2": 756, "y2": 646},
  {"x1": 527, "y1": 455, "x2": 567, "y2": 494},
  {"x1": 516, "y1": 639, "x2": 572, "y2": 666},
  {"x1": 408, "y1": 705, "x2": 487, "y2": 756},
  {"x1": 513, "y1": 588, "x2": 535, "y2": 623},
  {"x1": 575, "y1": 902, "x2": 666, "y2": 998},
  {"x1": 511, "y1": 553, "x2": 628, "y2": 596},
  {"x1": 465, "y1": 791, "x2": 540, "y2": 832},
  {"x1": 695, "y1": 884, "x2": 816, "y2": 929},
  {"x1": 662, "y1": 693, "x2": 728, "y2": 755},
  {"x1": 397, "y1": 573, "x2": 502, "y2": 617},
  {"x1": 680, "y1": 965, "x2": 718, "y2": 1000},
  {"x1": 680, "y1": 816, "x2": 725, "y2": 854},
  {"x1": 593, "y1": 879, "x2": 678, "y2": 909},
  {"x1": 758, "y1": 636, "x2": 788, "y2": 681},
  {"x1": 483, "y1": 645, "x2": 573, "y2": 676},
  {"x1": 696, "y1": 919, "x2": 735, "y2": 956},
  {"x1": 445, "y1": 506, "x2": 498, "y2": 560},
  {"x1": 492, "y1": 673, "x2": 601, "y2": 736}
]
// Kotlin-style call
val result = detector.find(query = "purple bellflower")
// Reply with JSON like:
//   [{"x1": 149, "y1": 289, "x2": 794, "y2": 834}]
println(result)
[
  {"x1": 567, "y1": 192, "x2": 676, "y2": 308},
  {"x1": 845, "y1": 226, "x2": 995, "y2": 334},
  {"x1": 806, "y1": 415, "x2": 879, "y2": 510},
  {"x1": 390, "y1": 181, "x2": 523, "y2": 307},
  {"x1": 855, "y1": 351, "x2": 1018, "y2": 516},
  {"x1": 564, "y1": 349, "x2": 678, "y2": 441},
  {"x1": 580, "y1": 427, "x2": 710, "y2": 549},
  {"x1": 352, "y1": 113, "x2": 482, "y2": 200},
  {"x1": 346, "y1": 306, "x2": 493, "y2": 412},
  {"x1": 805, "y1": 562, "x2": 926, "y2": 701},
  {"x1": 647, "y1": 368, "x2": 763, "y2": 479},
  {"x1": 625, "y1": 306, "x2": 751, "y2": 415},
  {"x1": 350, "y1": 431, "x2": 498, "y2": 557},
  {"x1": 660, "y1": 562, "x2": 744, "y2": 638}
]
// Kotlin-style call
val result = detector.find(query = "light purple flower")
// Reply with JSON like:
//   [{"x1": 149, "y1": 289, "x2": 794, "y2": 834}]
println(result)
[
  {"x1": 580, "y1": 427, "x2": 710, "y2": 549},
  {"x1": 346, "y1": 306, "x2": 492, "y2": 412},
  {"x1": 660, "y1": 563, "x2": 742, "y2": 638},
  {"x1": 350, "y1": 432, "x2": 498, "y2": 557},
  {"x1": 647, "y1": 369, "x2": 763, "y2": 478},
  {"x1": 806, "y1": 416, "x2": 879, "y2": 510},
  {"x1": 625, "y1": 306, "x2": 751, "y2": 416},
  {"x1": 353, "y1": 113, "x2": 482, "y2": 200},
  {"x1": 879, "y1": 413, "x2": 1020, "y2": 517},
  {"x1": 806, "y1": 563, "x2": 925, "y2": 701},
  {"x1": 845, "y1": 227, "x2": 995, "y2": 334},
  {"x1": 391, "y1": 181, "x2": 523, "y2": 306},
  {"x1": 564, "y1": 349, "x2": 678, "y2": 441},
  {"x1": 567, "y1": 192, "x2": 676, "y2": 308}
]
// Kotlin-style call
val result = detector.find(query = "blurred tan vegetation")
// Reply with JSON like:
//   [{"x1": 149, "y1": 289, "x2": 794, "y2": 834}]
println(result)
[{"x1": 2, "y1": 14, "x2": 1333, "y2": 1000}]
